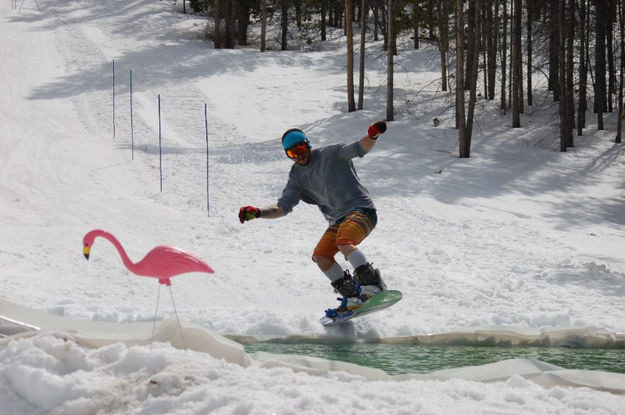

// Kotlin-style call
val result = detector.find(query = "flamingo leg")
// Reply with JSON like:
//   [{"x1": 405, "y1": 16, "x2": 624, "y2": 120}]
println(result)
[
  {"x1": 168, "y1": 285, "x2": 188, "y2": 351},
  {"x1": 149, "y1": 284, "x2": 161, "y2": 354}
]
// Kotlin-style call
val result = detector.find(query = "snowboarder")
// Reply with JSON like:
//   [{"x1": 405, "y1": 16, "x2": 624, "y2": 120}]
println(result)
[{"x1": 238, "y1": 121, "x2": 388, "y2": 318}]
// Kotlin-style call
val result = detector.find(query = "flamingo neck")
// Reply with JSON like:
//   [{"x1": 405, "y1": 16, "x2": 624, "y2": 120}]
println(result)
[{"x1": 97, "y1": 231, "x2": 137, "y2": 272}]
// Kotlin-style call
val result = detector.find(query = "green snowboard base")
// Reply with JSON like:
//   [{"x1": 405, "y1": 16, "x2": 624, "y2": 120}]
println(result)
[{"x1": 320, "y1": 290, "x2": 403, "y2": 326}]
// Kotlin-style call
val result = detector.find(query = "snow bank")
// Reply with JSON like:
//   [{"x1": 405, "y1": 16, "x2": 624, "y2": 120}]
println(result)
[
  {"x1": 383, "y1": 326, "x2": 624, "y2": 348},
  {"x1": 418, "y1": 359, "x2": 625, "y2": 395},
  {"x1": 3, "y1": 299, "x2": 625, "y2": 395},
  {"x1": 4, "y1": 332, "x2": 625, "y2": 415},
  {"x1": 0, "y1": 298, "x2": 249, "y2": 367}
]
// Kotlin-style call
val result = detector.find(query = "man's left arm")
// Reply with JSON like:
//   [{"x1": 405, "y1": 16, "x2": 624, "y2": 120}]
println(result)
[{"x1": 359, "y1": 121, "x2": 387, "y2": 153}]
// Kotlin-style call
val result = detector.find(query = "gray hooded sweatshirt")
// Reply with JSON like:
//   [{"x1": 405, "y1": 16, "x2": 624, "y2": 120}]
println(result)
[{"x1": 277, "y1": 141, "x2": 375, "y2": 224}]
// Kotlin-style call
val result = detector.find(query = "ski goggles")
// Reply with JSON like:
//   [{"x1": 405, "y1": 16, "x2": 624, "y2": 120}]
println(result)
[{"x1": 285, "y1": 142, "x2": 309, "y2": 159}]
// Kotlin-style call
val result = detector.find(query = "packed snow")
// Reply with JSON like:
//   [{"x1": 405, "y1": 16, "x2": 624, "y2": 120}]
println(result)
[{"x1": 1, "y1": 0, "x2": 625, "y2": 413}]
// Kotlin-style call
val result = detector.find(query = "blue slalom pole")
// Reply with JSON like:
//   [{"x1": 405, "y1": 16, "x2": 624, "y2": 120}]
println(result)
[
  {"x1": 158, "y1": 94, "x2": 162, "y2": 192},
  {"x1": 112, "y1": 60, "x2": 116, "y2": 139},
  {"x1": 130, "y1": 70, "x2": 134, "y2": 160},
  {"x1": 205, "y1": 103, "x2": 209, "y2": 216}
]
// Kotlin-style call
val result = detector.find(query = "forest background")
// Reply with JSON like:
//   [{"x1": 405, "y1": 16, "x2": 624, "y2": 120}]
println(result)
[{"x1": 184, "y1": 0, "x2": 625, "y2": 158}]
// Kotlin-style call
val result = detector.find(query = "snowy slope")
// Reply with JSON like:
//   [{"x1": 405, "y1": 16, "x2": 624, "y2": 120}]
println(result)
[
  {"x1": 2, "y1": 0, "x2": 624, "y2": 339},
  {"x1": 1, "y1": 0, "x2": 625, "y2": 413}
]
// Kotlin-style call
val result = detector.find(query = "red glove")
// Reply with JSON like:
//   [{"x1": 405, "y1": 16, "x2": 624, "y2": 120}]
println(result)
[
  {"x1": 367, "y1": 121, "x2": 387, "y2": 139},
  {"x1": 239, "y1": 206, "x2": 261, "y2": 223}
]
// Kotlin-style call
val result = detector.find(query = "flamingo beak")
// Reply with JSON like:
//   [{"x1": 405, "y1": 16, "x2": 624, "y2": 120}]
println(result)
[{"x1": 83, "y1": 245, "x2": 91, "y2": 260}]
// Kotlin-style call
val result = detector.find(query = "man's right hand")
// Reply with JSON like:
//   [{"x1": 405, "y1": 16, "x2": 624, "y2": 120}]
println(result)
[{"x1": 238, "y1": 206, "x2": 261, "y2": 223}]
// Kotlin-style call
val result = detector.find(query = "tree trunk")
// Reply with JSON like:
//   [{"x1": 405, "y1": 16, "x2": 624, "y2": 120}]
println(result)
[
  {"x1": 260, "y1": 0, "x2": 267, "y2": 52},
  {"x1": 333, "y1": 2, "x2": 344, "y2": 28},
  {"x1": 595, "y1": 0, "x2": 607, "y2": 130},
  {"x1": 549, "y1": 0, "x2": 559, "y2": 100},
  {"x1": 566, "y1": 0, "x2": 575, "y2": 147},
  {"x1": 358, "y1": 0, "x2": 367, "y2": 109},
  {"x1": 607, "y1": 0, "x2": 616, "y2": 113},
  {"x1": 617, "y1": 0, "x2": 624, "y2": 143},
  {"x1": 527, "y1": 0, "x2": 533, "y2": 106},
  {"x1": 281, "y1": 0, "x2": 288, "y2": 51},
  {"x1": 500, "y1": 0, "x2": 507, "y2": 112},
  {"x1": 321, "y1": 2, "x2": 327, "y2": 41},
  {"x1": 482, "y1": 27, "x2": 488, "y2": 98},
  {"x1": 236, "y1": 1, "x2": 249, "y2": 46},
  {"x1": 465, "y1": 1, "x2": 475, "y2": 90},
  {"x1": 577, "y1": 0, "x2": 588, "y2": 135},
  {"x1": 386, "y1": 0, "x2": 394, "y2": 121},
  {"x1": 223, "y1": 0, "x2": 234, "y2": 48},
  {"x1": 346, "y1": 0, "x2": 356, "y2": 112},
  {"x1": 463, "y1": 0, "x2": 481, "y2": 158},
  {"x1": 456, "y1": 0, "x2": 466, "y2": 154},
  {"x1": 511, "y1": 0, "x2": 521, "y2": 127},
  {"x1": 214, "y1": 0, "x2": 222, "y2": 48},
  {"x1": 437, "y1": 0, "x2": 448, "y2": 92},
  {"x1": 294, "y1": 0, "x2": 302, "y2": 29},
  {"x1": 486, "y1": 0, "x2": 497, "y2": 100},
  {"x1": 390, "y1": 2, "x2": 397, "y2": 56},
  {"x1": 558, "y1": 0, "x2": 568, "y2": 151}
]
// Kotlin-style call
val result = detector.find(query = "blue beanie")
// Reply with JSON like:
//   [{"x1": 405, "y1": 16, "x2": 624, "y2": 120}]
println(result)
[{"x1": 282, "y1": 129, "x2": 309, "y2": 150}]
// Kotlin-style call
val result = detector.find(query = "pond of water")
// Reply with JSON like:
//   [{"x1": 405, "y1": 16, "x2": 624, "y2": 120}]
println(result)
[{"x1": 244, "y1": 342, "x2": 625, "y2": 375}]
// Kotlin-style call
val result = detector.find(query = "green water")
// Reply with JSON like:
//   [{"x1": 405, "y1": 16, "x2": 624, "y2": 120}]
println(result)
[{"x1": 244, "y1": 343, "x2": 625, "y2": 375}]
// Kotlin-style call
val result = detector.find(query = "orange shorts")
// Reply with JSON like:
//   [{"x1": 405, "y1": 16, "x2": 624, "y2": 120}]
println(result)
[{"x1": 313, "y1": 209, "x2": 377, "y2": 260}]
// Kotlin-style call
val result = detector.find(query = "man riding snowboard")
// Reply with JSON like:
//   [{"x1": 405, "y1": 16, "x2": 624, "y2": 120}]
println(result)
[{"x1": 238, "y1": 121, "x2": 388, "y2": 318}]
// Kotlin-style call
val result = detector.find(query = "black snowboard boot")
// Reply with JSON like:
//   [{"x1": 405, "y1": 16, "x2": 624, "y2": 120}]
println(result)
[
  {"x1": 353, "y1": 263, "x2": 387, "y2": 299},
  {"x1": 327, "y1": 271, "x2": 363, "y2": 316}
]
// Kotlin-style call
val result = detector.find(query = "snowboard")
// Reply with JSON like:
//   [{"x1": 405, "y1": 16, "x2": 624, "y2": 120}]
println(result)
[{"x1": 319, "y1": 290, "x2": 403, "y2": 327}]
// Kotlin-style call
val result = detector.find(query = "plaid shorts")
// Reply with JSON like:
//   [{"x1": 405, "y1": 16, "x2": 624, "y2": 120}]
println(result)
[{"x1": 312, "y1": 208, "x2": 377, "y2": 259}]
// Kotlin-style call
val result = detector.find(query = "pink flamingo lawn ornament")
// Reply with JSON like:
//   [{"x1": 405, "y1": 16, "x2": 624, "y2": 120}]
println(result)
[
  {"x1": 82, "y1": 229, "x2": 214, "y2": 349},
  {"x1": 83, "y1": 229, "x2": 214, "y2": 285}
]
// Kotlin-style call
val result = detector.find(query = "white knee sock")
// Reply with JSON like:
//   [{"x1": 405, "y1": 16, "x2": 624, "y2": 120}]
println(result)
[
  {"x1": 346, "y1": 250, "x2": 368, "y2": 270},
  {"x1": 322, "y1": 262, "x2": 345, "y2": 282}
]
